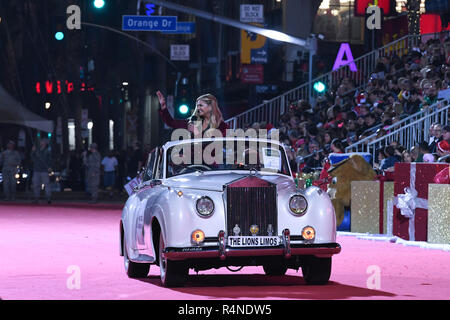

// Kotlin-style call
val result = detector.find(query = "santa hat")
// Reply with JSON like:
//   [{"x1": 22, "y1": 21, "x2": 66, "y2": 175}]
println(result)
[
  {"x1": 437, "y1": 140, "x2": 450, "y2": 154},
  {"x1": 356, "y1": 93, "x2": 366, "y2": 105}
]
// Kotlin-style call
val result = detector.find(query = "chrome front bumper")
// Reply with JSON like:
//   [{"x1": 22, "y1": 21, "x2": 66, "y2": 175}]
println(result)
[{"x1": 163, "y1": 229, "x2": 341, "y2": 261}]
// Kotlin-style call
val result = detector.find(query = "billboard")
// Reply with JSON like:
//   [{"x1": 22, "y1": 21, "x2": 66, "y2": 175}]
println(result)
[
  {"x1": 355, "y1": 0, "x2": 395, "y2": 17},
  {"x1": 241, "y1": 25, "x2": 268, "y2": 64}
]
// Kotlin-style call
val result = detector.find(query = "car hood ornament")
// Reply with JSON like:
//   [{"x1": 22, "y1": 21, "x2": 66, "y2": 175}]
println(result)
[
  {"x1": 250, "y1": 225, "x2": 259, "y2": 236},
  {"x1": 233, "y1": 224, "x2": 241, "y2": 236},
  {"x1": 267, "y1": 224, "x2": 274, "y2": 236}
]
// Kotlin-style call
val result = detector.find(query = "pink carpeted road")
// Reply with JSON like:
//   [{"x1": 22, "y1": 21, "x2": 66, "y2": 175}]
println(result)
[{"x1": 0, "y1": 202, "x2": 449, "y2": 300}]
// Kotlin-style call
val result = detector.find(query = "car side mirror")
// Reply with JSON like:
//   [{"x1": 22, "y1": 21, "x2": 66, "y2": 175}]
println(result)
[{"x1": 151, "y1": 179, "x2": 162, "y2": 187}]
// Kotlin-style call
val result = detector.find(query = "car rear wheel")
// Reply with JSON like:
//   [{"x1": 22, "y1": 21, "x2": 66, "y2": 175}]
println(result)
[
  {"x1": 123, "y1": 237, "x2": 150, "y2": 278},
  {"x1": 263, "y1": 263, "x2": 288, "y2": 276},
  {"x1": 158, "y1": 233, "x2": 188, "y2": 287},
  {"x1": 301, "y1": 256, "x2": 331, "y2": 285}
]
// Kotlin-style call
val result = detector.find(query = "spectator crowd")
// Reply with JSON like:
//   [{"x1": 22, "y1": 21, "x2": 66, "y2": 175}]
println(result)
[
  {"x1": 244, "y1": 36, "x2": 450, "y2": 174},
  {"x1": 0, "y1": 139, "x2": 148, "y2": 203}
]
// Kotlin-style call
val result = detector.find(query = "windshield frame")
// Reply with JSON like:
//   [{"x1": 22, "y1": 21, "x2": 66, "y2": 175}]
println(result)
[{"x1": 162, "y1": 138, "x2": 292, "y2": 179}]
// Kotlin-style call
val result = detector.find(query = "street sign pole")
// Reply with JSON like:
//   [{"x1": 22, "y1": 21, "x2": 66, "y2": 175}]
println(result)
[{"x1": 80, "y1": 21, "x2": 178, "y2": 70}]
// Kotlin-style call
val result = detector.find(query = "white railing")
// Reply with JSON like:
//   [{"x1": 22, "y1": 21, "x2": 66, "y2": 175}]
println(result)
[
  {"x1": 362, "y1": 100, "x2": 450, "y2": 161},
  {"x1": 225, "y1": 31, "x2": 449, "y2": 129},
  {"x1": 345, "y1": 99, "x2": 449, "y2": 153}
]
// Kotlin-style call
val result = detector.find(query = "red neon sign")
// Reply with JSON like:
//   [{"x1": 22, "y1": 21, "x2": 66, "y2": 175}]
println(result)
[
  {"x1": 355, "y1": 0, "x2": 393, "y2": 17},
  {"x1": 420, "y1": 14, "x2": 450, "y2": 34},
  {"x1": 45, "y1": 81, "x2": 53, "y2": 94},
  {"x1": 35, "y1": 81, "x2": 94, "y2": 94}
]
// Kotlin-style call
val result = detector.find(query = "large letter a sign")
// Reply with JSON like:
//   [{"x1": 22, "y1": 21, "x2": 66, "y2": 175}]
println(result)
[{"x1": 332, "y1": 43, "x2": 357, "y2": 72}]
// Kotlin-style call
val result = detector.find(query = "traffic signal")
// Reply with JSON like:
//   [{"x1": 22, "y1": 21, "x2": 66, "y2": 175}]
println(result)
[
  {"x1": 52, "y1": 15, "x2": 66, "y2": 46},
  {"x1": 313, "y1": 81, "x2": 326, "y2": 94},
  {"x1": 54, "y1": 31, "x2": 64, "y2": 40},
  {"x1": 174, "y1": 78, "x2": 193, "y2": 119},
  {"x1": 93, "y1": 0, "x2": 105, "y2": 9}
]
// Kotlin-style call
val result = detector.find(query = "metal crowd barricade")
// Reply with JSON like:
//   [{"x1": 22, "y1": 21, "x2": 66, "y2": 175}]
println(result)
[
  {"x1": 345, "y1": 99, "x2": 450, "y2": 153},
  {"x1": 363, "y1": 100, "x2": 450, "y2": 161}
]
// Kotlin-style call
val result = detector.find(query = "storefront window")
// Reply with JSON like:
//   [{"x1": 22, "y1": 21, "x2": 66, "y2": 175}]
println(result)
[
  {"x1": 313, "y1": 0, "x2": 364, "y2": 43},
  {"x1": 313, "y1": 0, "x2": 426, "y2": 44}
]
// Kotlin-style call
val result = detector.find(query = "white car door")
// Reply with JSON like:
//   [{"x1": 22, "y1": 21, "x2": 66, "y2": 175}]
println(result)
[{"x1": 133, "y1": 148, "x2": 159, "y2": 251}]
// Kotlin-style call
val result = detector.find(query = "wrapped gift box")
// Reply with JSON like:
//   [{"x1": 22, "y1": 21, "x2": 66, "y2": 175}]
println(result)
[
  {"x1": 428, "y1": 184, "x2": 450, "y2": 244},
  {"x1": 393, "y1": 162, "x2": 449, "y2": 241},
  {"x1": 351, "y1": 180, "x2": 394, "y2": 234}
]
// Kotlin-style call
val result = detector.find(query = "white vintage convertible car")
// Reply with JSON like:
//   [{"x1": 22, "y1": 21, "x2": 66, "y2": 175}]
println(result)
[{"x1": 120, "y1": 137, "x2": 341, "y2": 287}]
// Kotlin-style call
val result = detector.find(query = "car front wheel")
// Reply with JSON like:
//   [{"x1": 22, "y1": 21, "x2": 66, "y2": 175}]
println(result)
[
  {"x1": 263, "y1": 263, "x2": 288, "y2": 276},
  {"x1": 123, "y1": 237, "x2": 150, "y2": 278},
  {"x1": 158, "y1": 233, "x2": 188, "y2": 287},
  {"x1": 301, "y1": 256, "x2": 331, "y2": 285}
]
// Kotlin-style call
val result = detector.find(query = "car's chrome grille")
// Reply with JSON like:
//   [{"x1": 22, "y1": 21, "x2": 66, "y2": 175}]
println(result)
[{"x1": 226, "y1": 184, "x2": 277, "y2": 237}]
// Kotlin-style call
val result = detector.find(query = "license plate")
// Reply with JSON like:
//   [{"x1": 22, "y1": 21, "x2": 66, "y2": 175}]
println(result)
[{"x1": 227, "y1": 236, "x2": 281, "y2": 247}]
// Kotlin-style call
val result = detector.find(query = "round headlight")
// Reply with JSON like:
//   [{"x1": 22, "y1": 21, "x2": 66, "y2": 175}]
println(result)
[
  {"x1": 289, "y1": 195, "x2": 308, "y2": 216},
  {"x1": 196, "y1": 196, "x2": 214, "y2": 217}
]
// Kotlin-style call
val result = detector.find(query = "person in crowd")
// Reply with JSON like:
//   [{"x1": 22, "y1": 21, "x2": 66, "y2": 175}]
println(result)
[
  {"x1": 322, "y1": 131, "x2": 333, "y2": 153},
  {"x1": 318, "y1": 138, "x2": 345, "y2": 191},
  {"x1": 436, "y1": 140, "x2": 450, "y2": 162},
  {"x1": 126, "y1": 141, "x2": 144, "y2": 180},
  {"x1": 31, "y1": 138, "x2": 52, "y2": 204},
  {"x1": 0, "y1": 141, "x2": 22, "y2": 201},
  {"x1": 287, "y1": 129, "x2": 301, "y2": 149},
  {"x1": 116, "y1": 149, "x2": 128, "y2": 193},
  {"x1": 156, "y1": 91, "x2": 229, "y2": 138},
  {"x1": 402, "y1": 150, "x2": 413, "y2": 163},
  {"x1": 85, "y1": 143, "x2": 101, "y2": 203},
  {"x1": 428, "y1": 124, "x2": 436, "y2": 146},
  {"x1": 364, "y1": 113, "x2": 377, "y2": 130},
  {"x1": 379, "y1": 145, "x2": 399, "y2": 171},
  {"x1": 101, "y1": 150, "x2": 118, "y2": 197},
  {"x1": 302, "y1": 140, "x2": 323, "y2": 173},
  {"x1": 81, "y1": 147, "x2": 89, "y2": 193},
  {"x1": 422, "y1": 84, "x2": 438, "y2": 107},
  {"x1": 374, "y1": 148, "x2": 386, "y2": 170},
  {"x1": 429, "y1": 123, "x2": 443, "y2": 153},
  {"x1": 67, "y1": 150, "x2": 83, "y2": 190},
  {"x1": 416, "y1": 141, "x2": 431, "y2": 163},
  {"x1": 404, "y1": 88, "x2": 422, "y2": 115},
  {"x1": 442, "y1": 125, "x2": 450, "y2": 142},
  {"x1": 356, "y1": 115, "x2": 367, "y2": 132},
  {"x1": 410, "y1": 146, "x2": 419, "y2": 162},
  {"x1": 394, "y1": 145, "x2": 406, "y2": 162}
]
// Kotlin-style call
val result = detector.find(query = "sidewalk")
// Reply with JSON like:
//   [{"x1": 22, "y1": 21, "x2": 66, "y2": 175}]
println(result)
[{"x1": 0, "y1": 189, "x2": 128, "y2": 204}]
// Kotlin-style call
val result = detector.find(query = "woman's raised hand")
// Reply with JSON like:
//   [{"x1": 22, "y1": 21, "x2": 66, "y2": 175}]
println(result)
[{"x1": 156, "y1": 91, "x2": 166, "y2": 110}]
